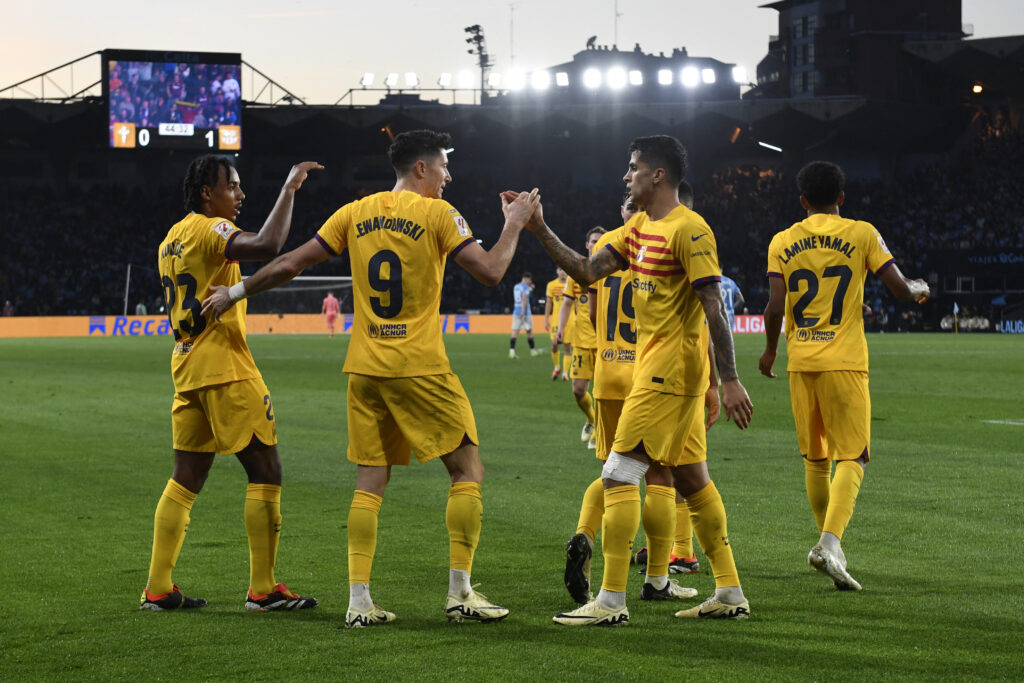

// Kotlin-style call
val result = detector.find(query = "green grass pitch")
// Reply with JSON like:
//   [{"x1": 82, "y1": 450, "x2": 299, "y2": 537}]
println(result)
[{"x1": 1, "y1": 332, "x2": 1022, "y2": 681}]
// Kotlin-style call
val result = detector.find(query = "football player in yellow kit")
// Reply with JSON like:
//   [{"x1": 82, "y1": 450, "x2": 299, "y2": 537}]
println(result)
[
  {"x1": 545, "y1": 268, "x2": 571, "y2": 379},
  {"x1": 519, "y1": 135, "x2": 754, "y2": 625},
  {"x1": 760, "y1": 160, "x2": 929, "y2": 591},
  {"x1": 142, "y1": 156, "x2": 322, "y2": 612},
  {"x1": 204, "y1": 130, "x2": 540, "y2": 628}
]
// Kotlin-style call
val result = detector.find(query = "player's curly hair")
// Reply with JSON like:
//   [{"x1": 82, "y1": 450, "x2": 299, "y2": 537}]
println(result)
[
  {"x1": 388, "y1": 129, "x2": 452, "y2": 175},
  {"x1": 628, "y1": 135, "x2": 687, "y2": 186},
  {"x1": 797, "y1": 161, "x2": 845, "y2": 207},
  {"x1": 182, "y1": 155, "x2": 235, "y2": 213}
]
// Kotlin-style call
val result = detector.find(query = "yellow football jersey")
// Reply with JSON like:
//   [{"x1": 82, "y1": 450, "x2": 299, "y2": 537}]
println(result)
[
  {"x1": 545, "y1": 277, "x2": 566, "y2": 327},
  {"x1": 158, "y1": 213, "x2": 259, "y2": 392},
  {"x1": 767, "y1": 213, "x2": 894, "y2": 372},
  {"x1": 564, "y1": 277, "x2": 598, "y2": 349},
  {"x1": 592, "y1": 228, "x2": 636, "y2": 400},
  {"x1": 316, "y1": 190, "x2": 475, "y2": 378},
  {"x1": 604, "y1": 204, "x2": 718, "y2": 396}
]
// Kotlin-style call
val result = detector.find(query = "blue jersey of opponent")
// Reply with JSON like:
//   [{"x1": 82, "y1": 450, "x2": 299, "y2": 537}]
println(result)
[
  {"x1": 513, "y1": 282, "x2": 532, "y2": 316},
  {"x1": 720, "y1": 276, "x2": 742, "y2": 327}
]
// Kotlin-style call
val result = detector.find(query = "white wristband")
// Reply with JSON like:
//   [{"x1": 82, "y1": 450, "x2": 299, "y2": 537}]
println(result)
[{"x1": 228, "y1": 281, "x2": 248, "y2": 302}]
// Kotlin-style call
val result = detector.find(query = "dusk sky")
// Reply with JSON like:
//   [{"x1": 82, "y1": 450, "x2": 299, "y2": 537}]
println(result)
[{"x1": 2, "y1": 0, "x2": 1021, "y2": 105}]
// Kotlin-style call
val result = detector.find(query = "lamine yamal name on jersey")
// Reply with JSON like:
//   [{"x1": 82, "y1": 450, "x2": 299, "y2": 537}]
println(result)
[
  {"x1": 355, "y1": 214, "x2": 426, "y2": 241},
  {"x1": 779, "y1": 234, "x2": 856, "y2": 264}
]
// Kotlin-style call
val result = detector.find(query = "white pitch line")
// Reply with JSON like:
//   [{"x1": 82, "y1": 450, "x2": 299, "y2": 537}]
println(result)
[{"x1": 982, "y1": 419, "x2": 1024, "y2": 426}]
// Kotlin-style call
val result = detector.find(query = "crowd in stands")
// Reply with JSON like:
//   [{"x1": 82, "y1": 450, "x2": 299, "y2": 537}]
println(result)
[{"x1": 3, "y1": 116, "x2": 1021, "y2": 328}]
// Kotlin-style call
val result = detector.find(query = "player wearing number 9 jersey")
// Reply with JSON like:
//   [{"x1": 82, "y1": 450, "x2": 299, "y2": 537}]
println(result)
[
  {"x1": 760, "y1": 160, "x2": 930, "y2": 592},
  {"x1": 143, "y1": 155, "x2": 323, "y2": 613},
  {"x1": 201, "y1": 130, "x2": 541, "y2": 628}
]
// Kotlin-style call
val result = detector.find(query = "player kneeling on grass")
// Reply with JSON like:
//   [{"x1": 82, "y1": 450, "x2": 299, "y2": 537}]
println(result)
[
  {"x1": 141, "y1": 155, "x2": 323, "y2": 612},
  {"x1": 760, "y1": 160, "x2": 930, "y2": 592},
  {"x1": 203, "y1": 130, "x2": 541, "y2": 628}
]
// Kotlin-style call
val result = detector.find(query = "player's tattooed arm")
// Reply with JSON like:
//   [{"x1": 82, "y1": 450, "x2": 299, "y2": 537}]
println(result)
[
  {"x1": 530, "y1": 226, "x2": 621, "y2": 287},
  {"x1": 695, "y1": 282, "x2": 738, "y2": 382}
]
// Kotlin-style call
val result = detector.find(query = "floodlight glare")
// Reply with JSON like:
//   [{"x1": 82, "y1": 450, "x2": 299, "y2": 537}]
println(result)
[
  {"x1": 657, "y1": 69, "x2": 673, "y2": 85},
  {"x1": 487, "y1": 72, "x2": 502, "y2": 88},
  {"x1": 531, "y1": 70, "x2": 552, "y2": 90},
  {"x1": 457, "y1": 69, "x2": 474, "y2": 89},
  {"x1": 360, "y1": 72, "x2": 374, "y2": 87},
  {"x1": 607, "y1": 67, "x2": 627, "y2": 89},
  {"x1": 628, "y1": 70, "x2": 643, "y2": 86},
  {"x1": 758, "y1": 141, "x2": 783, "y2": 152},
  {"x1": 555, "y1": 71, "x2": 570, "y2": 86},
  {"x1": 507, "y1": 70, "x2": 527, "y2": 90},
  {"x1": 681, "y1": 67, "x2": 700, "y2": 87},
  {"x1": 731, "y1": 66, "x2": 748, "y2": 84},
  {"x1": 701, "y1": 68, "x2": 716, "y2": 84},
  {"x1": 405, "y1": 72, "x2": 419, "y2": 87},
  {"x1": 583, "y1": 68, "x2": 602, "y2": 89},
  {"x1": 972, "y1": 82, "x2": 983, "y2": 94},
  {"x1": 438, "y1": 72, "x2": 453, "y2": 88},
  {"x1": 385, "y1": 72, "x2": 399, "y2": 88}
]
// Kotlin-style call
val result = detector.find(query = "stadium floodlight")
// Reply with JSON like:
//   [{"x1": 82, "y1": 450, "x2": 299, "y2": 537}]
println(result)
[
  {"x1": 731, "y1": 66, "x2": 748, "y2": 84},
  {"x1": 972, "y1": 82, "x2": 983, "y2": 94},
  {"x1": 457, "y1": 69, "x2": 475, "y2": 89},
  {"x1": 607, "y1": 67, "x2": 627, "y2": 90},
  {"x1": 530, "y1": 70, "x2": 552, "y2": 90},
  {"x1": 555, "y1": 71, "x2": 570, "y2": 86},
  {"x1": 758, "y1": 141, "x2": 783, "y2": 152},
  {"x1": 438, "y1": 72, "x2": 453, "y2": 88},
  {"x1": 583, "y1": 68, "x2": 602, "y2": 89},
  {"x1": 681, "y1": 67, "x2": 700, "y2": 87},
  {"x1": 385, "y1": 72, "x2": 399, "y2": 88},
  {"x1": 628, "y1": 70, "x2": 643, "y2": 86},
  {"x1": 405, "y1": 72, "x2": 419, "y2": 87},
  {"x1": 360, "y1": 72, "x2": 374, "y2": 87},
  {"x1": 657, "y1": 69, "x2": 673, "y2": 85},
  {"x1": 507, "y1": 70, "x2": 527, "y2": 90},
  {"x1": 487, "y1": 72, "x2": 502, "y2": 88},
  {"x1": 701, "y1": 68, "x2": 716, "y2": 84}
]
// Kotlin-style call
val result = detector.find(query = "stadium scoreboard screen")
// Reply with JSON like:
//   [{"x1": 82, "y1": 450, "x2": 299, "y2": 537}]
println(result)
[{"x1": 103, "y1": 49, "x2": 242, "y2": 151}]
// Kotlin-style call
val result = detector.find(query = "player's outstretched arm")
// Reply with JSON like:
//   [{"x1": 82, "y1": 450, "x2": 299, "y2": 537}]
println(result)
[
  {"x1": 454, "y1": 189, "x2": 540, "y2": 286},
  {"x1": 879, "y1": 263, "x2": 930, "y2": 303},
  {"x1": 759, "y1": 276, "x2": 786, "y2": 378},
  {"x1": 202, "y1": 238, "x2": 331, "y2": 318},
  {"x1": 227, "y1": 161, "x2": 324, "y2": 261},
  {"x1": 695, "y1": 281, "x2": 753, "y2": 429}
]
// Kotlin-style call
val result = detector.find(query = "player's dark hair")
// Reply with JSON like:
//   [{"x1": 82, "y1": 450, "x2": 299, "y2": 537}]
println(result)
[
  {"x1": 388, "y1": 129, "x2": 453, "y2": 175},
  {"x1": 522, "y1": 272, "x2": 533, "y2": 280},
  {"x1": 797, "y1": 161, "x2": 845, "y2": 207},
  {"x1": 586, "y1": 226, "x2": 607, "y2": 240},
  {"x1": 628, "y1": 135, "x2": 687, "y2": 186},
  {"x1": 677, "y1": 179, "x2": 694, "y2": 208},
  {"x1": 183, "y1": 155, "x2": 235, "y2": 213}
]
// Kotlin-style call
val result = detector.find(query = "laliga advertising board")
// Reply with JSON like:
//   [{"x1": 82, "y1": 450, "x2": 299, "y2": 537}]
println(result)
[{"x1": 104, "y1": 49, "x2": 242, "y2": 151}]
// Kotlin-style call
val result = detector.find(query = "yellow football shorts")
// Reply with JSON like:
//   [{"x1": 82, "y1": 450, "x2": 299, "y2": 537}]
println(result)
[
  {"x1": 594, "y1": 398, "x2": 624, "y2": 461},
  {"x1": 570, "y1": 347, "x2": 595, "y2": 380},
  {"x1": 171, "y1": 376, "x2": 277, "y2": 455},
  {"x1": 346, "y1": 372, "x2": 479, "y2": 466},
  {"x1": 788, "y1": 370, "x2": 871, "y2": 462},
  {"x1": 612, "y1": 387, "x2": 706, "y2": 466}
]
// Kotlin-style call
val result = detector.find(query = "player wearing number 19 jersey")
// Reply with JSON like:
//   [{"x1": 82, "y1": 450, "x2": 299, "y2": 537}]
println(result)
[
  {"x1": 143, "y1": 155, "x2": 322, "y2": 613},
  {"x1": 200, "y1": 130, "x2": 541, "y2": 628},
  {"x1": 760, "y1": 160, "x2": 930, "y2": 592}
]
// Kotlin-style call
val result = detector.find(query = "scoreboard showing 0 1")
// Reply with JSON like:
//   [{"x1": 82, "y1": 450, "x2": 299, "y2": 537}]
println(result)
[{"x1": 104, "y1": 48, "x2": 242, "y2": 151}]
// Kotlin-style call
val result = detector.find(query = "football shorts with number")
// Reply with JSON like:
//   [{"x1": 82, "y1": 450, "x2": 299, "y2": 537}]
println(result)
[
  {"x1": 788, "y1": 370, "x2": 870, "y2": 462},
  {"x1": 570, "y1": 347, "x2": 596, "y2": 381},
  {"x1": 346, "y1": 373, "x2": 478, "y2": 466},
  {"x1": 612, "y1": 387, "x2": 706, "y2": 466},
  {"x1": 171, "y1": 377, "x2": 278, "y2": 454},
  {"x1": 511, "y1": 313, "x2": 533, "y2": 332}
]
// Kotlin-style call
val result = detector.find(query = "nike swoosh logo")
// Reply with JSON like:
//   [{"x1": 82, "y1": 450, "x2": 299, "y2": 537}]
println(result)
[{"x1": 691, "y1": 234, "x2": 706, "y2": 242}]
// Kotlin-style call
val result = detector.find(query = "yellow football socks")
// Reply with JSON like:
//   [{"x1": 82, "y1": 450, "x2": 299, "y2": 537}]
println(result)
[
  {"x1": 686, "y1": 481, "x2": 741, "y2": 589},
  {"x1": 823, "y1": 460, "x2": 864, "y2": 541},
  {"x1": 600, "y1": 485, "x2": 641, "y2": 592},
  {"x1": 348, "y1": 489, "x2": 382, "y2": 585},
  {"x1": 447, "y1": 482, "x2": 483, "y2": 574},
  {"x1": 672, "y1": 498, "x2": 694, "y2": 559},
  {"x1": 245, "y1": 483, "x2": 282, "y2": 596},
  {"x1": 641, "y1": 485, "x2": 676, "y2": 577},
  {"x1": 575, "y1": 391, "x2": 596, "y2": 424},
  {"x1": 575, "y1": 477, "x2": 604, "y2": 542},
  {"x1": 551, "y1": 350, "x2": 560, "y2": 369},
  {"x1": 146, "y1": 478, "x2": 196, "y2": 596},
  {"x1": 804, "y1": 458, "x2": 832, "y2": 532}
]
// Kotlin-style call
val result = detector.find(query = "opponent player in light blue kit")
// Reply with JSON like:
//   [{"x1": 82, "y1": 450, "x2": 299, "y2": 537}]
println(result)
[
  {"x1": 510, "y1": 272, "x2": 540, "y2": 358},
  {"x1": 719, "y1": 276, "x2": 745, "y2": 332}
]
